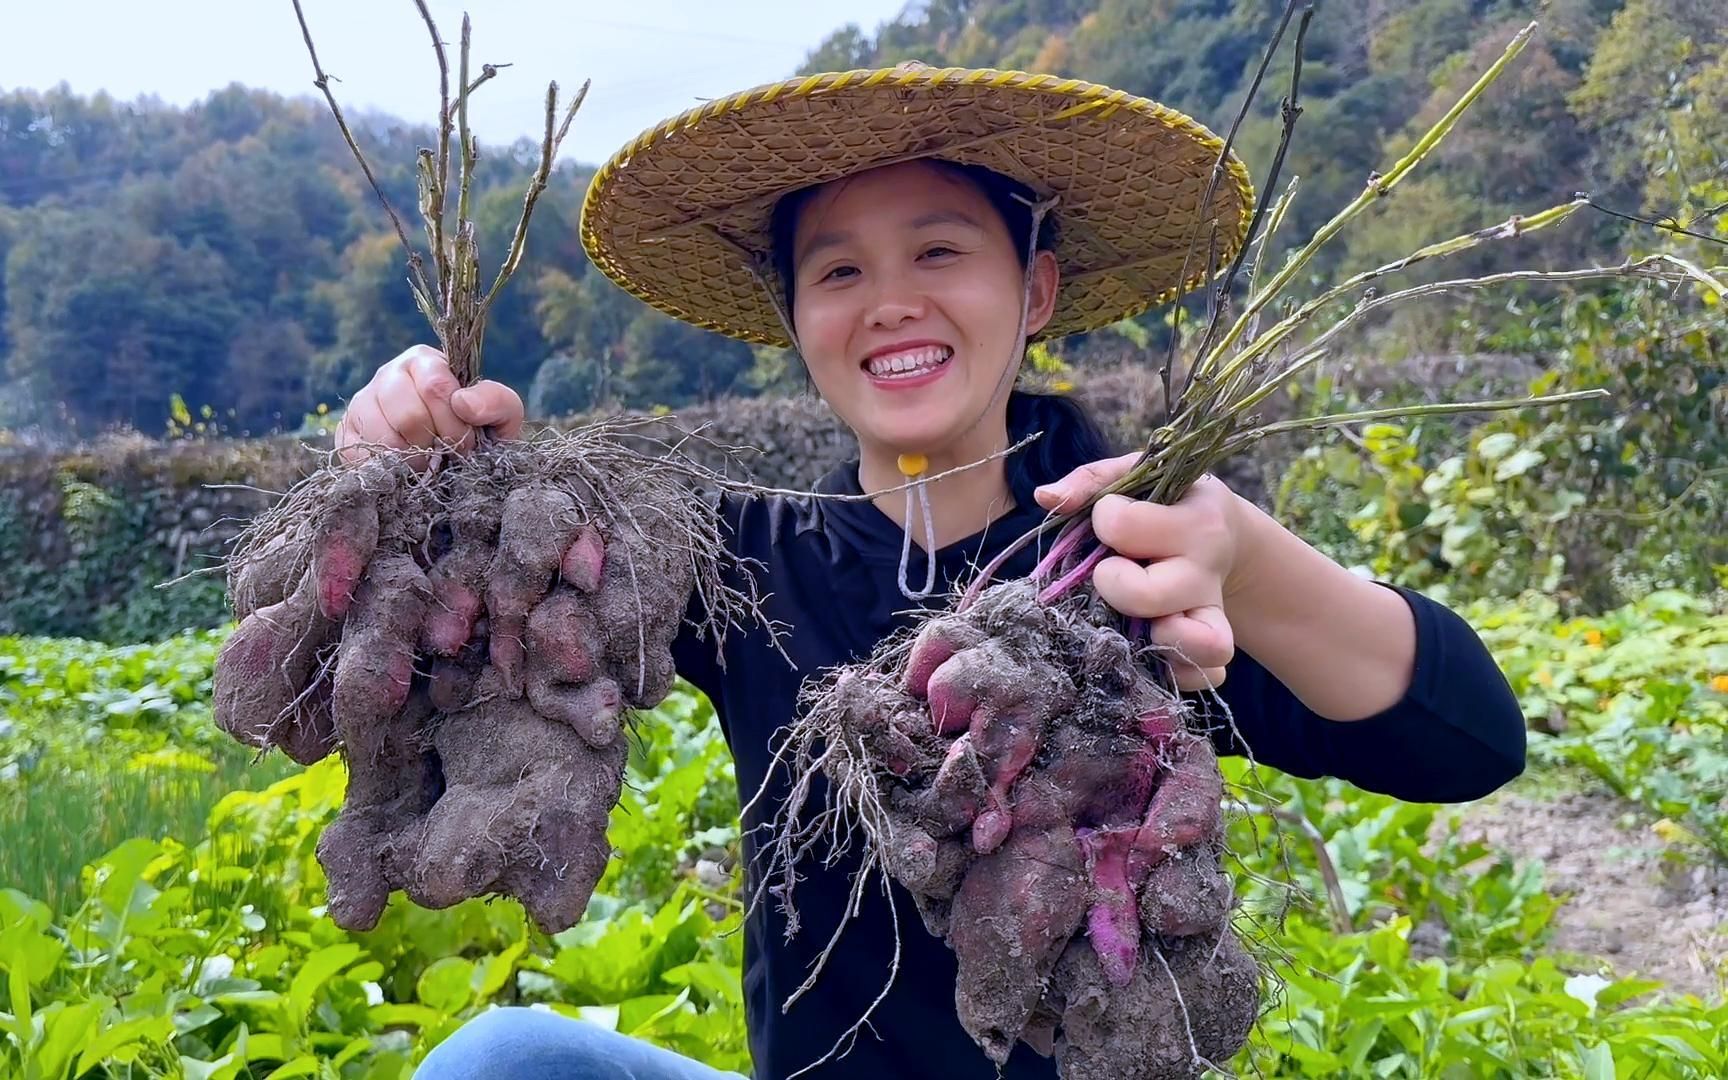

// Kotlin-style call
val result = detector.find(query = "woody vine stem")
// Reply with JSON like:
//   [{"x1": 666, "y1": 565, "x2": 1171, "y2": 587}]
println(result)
[{"x1": 289, "y1": 0, "x2": 588, "y2": 388}]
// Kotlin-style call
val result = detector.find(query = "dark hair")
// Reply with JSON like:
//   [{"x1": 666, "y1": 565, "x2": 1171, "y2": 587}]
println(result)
[
  {"x1": 767, "y1": 159, "x2": 1112, "y2": 472},
  {"x1": 1007, "y1": 381, "x2": 1114, "y2": 481}
]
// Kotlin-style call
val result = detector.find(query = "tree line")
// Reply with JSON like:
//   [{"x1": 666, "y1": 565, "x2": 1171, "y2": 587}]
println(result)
[{"x1": 0, "y1": 0, "x2": 1721, "y2": 437}]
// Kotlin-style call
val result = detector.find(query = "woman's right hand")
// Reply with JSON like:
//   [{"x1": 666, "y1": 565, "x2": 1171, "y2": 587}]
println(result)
[{"x1": 335, "y1": 345, "x2": 525, "y2": 469}]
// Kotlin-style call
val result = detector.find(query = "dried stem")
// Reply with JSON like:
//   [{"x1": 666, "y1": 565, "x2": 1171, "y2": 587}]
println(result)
[
  {"x1": 974, "y1": 19, "x2": 1716, "y2": 584},
  {"x1": 1242, "y1": 176, "x2": 1301, "y2": 347},
  {"x1": 455, "y1": 16, "x2": 476, "y2": 234},
  {"x1": 1202, "y1": 21, "x2": 1540, "y2": 377},
  {"x1": 1238, "y1": 802, "x2": 1352, "y2": 936},
  {"x1": 485, "y1": 79, "x2": 591, "y2": 316},
  {"x1": 1228, "y1": 252, "x2": 1714, "y2": 420},
  {"x1": 1225, "y1": 389, "x2": 1609, "y2": 455},
  {"x1": 1581, "y1": 194, "x2": 1728, "y2": 250},
  {"x1": 303, "y1": 4, "x2": 590, "y2": 389},
  {"x1": 1188, "y1": 3, "x2": 1314, "y2": 377},
  {"x1": 1161, "y1": 0, "x2": 1310, "y2": 425},
  {"x1": 289, "y1": 0, "x2": 434, "y2": 305},
  {"x1": 411, "y1": 0, "x2": 452, "y2": 307},
  {"x1": 1202, "y1": 199, "x2": 1590, "y2": 404}
]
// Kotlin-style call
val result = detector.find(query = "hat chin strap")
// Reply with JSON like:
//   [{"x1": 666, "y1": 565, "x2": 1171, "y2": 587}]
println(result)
[{"x1": 750, "y1": 191, "x2": 1060, "y2": 603}]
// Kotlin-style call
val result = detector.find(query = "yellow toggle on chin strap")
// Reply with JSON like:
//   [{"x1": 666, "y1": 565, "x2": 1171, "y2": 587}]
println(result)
[{"x1": 897, "y1": 453, "x2": 938, "y2": 601}]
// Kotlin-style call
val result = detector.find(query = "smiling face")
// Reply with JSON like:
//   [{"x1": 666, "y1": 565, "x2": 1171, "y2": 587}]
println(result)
[{"x1": 780, "y1": 160, "x2": 1059, "y2": 465}]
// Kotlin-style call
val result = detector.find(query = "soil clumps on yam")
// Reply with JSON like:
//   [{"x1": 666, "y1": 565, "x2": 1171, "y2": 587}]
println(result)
[
  {"x1": 214, "y1": 424, "x2": 745, "y2": 933},
  {"x1": 763, "y1": 580, "x2": 1261, "y2": 1077}
]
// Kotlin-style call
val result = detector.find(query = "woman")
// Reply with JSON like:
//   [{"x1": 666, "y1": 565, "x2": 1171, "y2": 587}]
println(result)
[{"x1": 338, "y1": 64, "x2": 1525, "y2": 1079}]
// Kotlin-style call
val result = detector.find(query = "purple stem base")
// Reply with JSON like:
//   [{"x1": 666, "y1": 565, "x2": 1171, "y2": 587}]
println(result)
[{"x1": 1037, "y1": 543, "x2": 1110, "y2": 605}]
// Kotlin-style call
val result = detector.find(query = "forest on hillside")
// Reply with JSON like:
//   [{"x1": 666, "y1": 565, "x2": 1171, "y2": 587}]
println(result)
[{"x1": 0, "y1": 0, "x2": 1722, "y2": 438}]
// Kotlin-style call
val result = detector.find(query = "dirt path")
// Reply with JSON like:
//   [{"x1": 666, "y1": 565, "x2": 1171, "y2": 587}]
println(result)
[{"x1": 1450, "y1": 789, "x2": 1727, "y2": 1000}]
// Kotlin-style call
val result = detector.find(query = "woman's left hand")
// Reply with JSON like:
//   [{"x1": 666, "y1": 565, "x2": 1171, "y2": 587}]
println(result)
[{"x1": 1035, "y1": 455, "x2": 1247, "y2": 691}]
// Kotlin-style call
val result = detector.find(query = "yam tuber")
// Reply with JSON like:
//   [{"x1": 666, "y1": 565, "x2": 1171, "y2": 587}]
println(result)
[
  {"x1": 948, "y1": 819, "x2": 1087, "y2": 1064},
  {"x1": 215, "y1": 428, "x2": 747, "y2": 936},
  {"x1": 762, "y1": 579, "x2": 1253, "y2": 1077},
  {"x1": 213, "y1": 568, "x2": 334, "y2": 758},
  {"x1": 486, "y1": 485, "x2": 581, "y2": 695}
]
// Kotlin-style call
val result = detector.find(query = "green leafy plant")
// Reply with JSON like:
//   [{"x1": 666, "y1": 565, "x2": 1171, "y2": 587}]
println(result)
[
  {"x1": 1275, "y1": 419, "x2": 1586, "y2": 601},
  {"x1": 2, "y1": 658, "x2": 749, "y2": 1078},
  {"x1": 5, "y1": 589, "x2": 1727, "y2": 1077},
  {"x1": 1469, "y1": 590, "x2": 1728, "y2": 862}
]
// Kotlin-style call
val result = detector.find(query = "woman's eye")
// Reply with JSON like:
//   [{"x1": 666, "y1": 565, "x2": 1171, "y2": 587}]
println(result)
[
  {"x1": 920, "y1": 246, "x2": 958, "y2": 260},
  {"x1": 819, "y1": 265, "x2": 858, "y2": 282}
]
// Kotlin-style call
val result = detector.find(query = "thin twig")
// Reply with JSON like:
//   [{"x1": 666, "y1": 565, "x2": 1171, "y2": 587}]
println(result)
[
  {"x1": 1580, "y1": 194, "x2": 1728, "y2": 249},
  {"x1": 1166, "y1": 0, "x2": 1309, "y2": 423},
  {"x1": 290, "y1": 0, "x2": 435, "y2": 303},
  {"x1": 1239, "y1": 801, "x2": 1351, "y2": 934},
  {"x1": 1243, "y1": 176, "x2": 1301, "y2": 346},
  {"x1": 1198, "y1": 21, "x2": 1540, "y2": 380},
  {"x1": 1231, "y1": 388, "x2": 1609, "y2": 450},
  {"x1": 464, "y1": 61, "x2": 512, "y2": 99},
  {"x1": 411, "y1": 0, "x2": 452, "y2": 307},
  {"x1": 1160, "y1": 271, "x2": 1191, "y2": 431},
  {"x1": 1223, "y1": 247, "x2": 1689, "y2": 419},
  {"x1": 456, "y1": 16, "x2": 477, "y2": 244},
  {"x1": 484, "y1": 79, "x2": 591, "y2": 315},
  {"x1": 1190, "y1": 4, "x2": 1314, "y2": 372}
]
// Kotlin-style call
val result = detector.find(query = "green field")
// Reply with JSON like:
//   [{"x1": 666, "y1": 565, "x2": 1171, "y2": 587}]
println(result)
[{"x1": 2, "y1": 592, "x2": 1724, "y2": 1078}]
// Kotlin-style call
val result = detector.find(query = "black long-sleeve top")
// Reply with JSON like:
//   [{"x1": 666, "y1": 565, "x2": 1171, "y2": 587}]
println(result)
[{"x1": 670, "y1": 394, "x2": 1526, "y2": 1080}]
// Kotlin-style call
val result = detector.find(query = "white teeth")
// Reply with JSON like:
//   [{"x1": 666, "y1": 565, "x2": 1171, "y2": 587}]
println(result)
[{"x1": 868, "y1": 346, "x2": 952, "y2": 379}]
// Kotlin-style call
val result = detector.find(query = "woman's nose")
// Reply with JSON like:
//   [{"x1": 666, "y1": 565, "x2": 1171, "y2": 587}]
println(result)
[{"x1": 864, "y1": 273, "x2": 925, "y2": 329}]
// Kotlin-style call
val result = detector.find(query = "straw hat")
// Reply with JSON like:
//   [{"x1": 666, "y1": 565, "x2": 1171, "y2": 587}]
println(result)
[{"x1": 579, "y1": 61, "x2": 1256, "y2": 349}]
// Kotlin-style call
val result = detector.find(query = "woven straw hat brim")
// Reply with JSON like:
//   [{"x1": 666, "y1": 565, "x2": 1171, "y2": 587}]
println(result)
[{"x1": 579, "y1": 65, "x2": 1256, "y2": 349}]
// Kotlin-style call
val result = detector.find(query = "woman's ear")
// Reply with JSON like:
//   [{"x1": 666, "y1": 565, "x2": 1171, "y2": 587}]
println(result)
[{"x1": 1024, "y1": 249, "x2": 1060, "y2": 337}]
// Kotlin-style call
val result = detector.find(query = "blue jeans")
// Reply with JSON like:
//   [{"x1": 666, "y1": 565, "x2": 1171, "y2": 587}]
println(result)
[{"x1": 413, "y1": 1007, "x2": 750, "y2": 1080}]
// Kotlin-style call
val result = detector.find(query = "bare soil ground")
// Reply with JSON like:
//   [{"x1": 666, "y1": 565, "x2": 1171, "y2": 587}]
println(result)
[{"x1": 1449, "y1": 788, "x2": 1727, "y2": 1000}]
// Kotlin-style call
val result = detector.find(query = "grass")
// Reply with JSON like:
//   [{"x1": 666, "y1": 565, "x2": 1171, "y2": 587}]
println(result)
[{"x1": 0, "y1": 741, "x2": 294, "y2": 914}]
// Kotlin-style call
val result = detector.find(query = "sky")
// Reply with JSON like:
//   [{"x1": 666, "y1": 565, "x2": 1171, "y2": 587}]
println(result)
[{"x1": 0, "y1": 0, "x2": 915, "y2": 166}]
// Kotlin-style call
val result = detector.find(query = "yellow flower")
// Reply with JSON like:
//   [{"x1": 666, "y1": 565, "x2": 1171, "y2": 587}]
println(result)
[
  {"x1": 1711, "y1": 674, "x2": 1728, "y2": 694},
  {"x1": 1652, "y1": 818, "x2": 1704, "y2": 848},
  {"x1": 1583, "y1": 629, "x2": 1603, "y2": 647},
  {"x1": 1535, "y1": 668, "x2": 1553, "y2": 687},
  {"x1": 1051, "y1": 379, "x2": 1075, "y2": 394}
]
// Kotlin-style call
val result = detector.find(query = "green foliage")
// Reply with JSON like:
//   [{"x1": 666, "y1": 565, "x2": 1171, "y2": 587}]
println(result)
[
  {"x1": 0, "y1": 632, "x2": 748, "y2": 1078},
  {"x1": 619, "y1": 310, "x2": 756, "y2": 409},
  {"x1": 530, "y1": 264, "x2": 759, "y2": 412},
  {"x1": 1227, "y1": 757, "x2": 1728, "y2": 1077},
  {"x1": 1274, "y1": 419, "x2": 1582, "y2": 600},
  {"x1": 5, "y1": 592, "x2": 1727, "y2": 1076},
  {"x1": 1568, "y1": 0, "x2": 1728, "y2": 204},
  {"x1": 310, "y1": 231, "x2": 446, "y2": 408},
  {"x1": 1277, "y1": 276, "x2": 1727, "y2": 612},
  {"x1": 741, "y1": 345, "x2": 807, "y2": 397},
  {"x1": 0, "y1": 80, "x2": 765, "y2": 436},
  {"x1": 5, "y1": 207, "x2": 243, "y2": 433},
  {"x1": 526, "y1": 353, "x2": 603, "y2": 419},
  {"x1": 1247, "y1": 916, "x2": 1727, "y2": 1076},
  {"x1": 1469, "y1": 590, "x2": 1728, "y2": 863},
  {"x1": 602, "y1": 689, "x2": 740, "y2": 905},
  {"x1": 0, "y1": 631, "x2": 291, "y2": 912}
]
